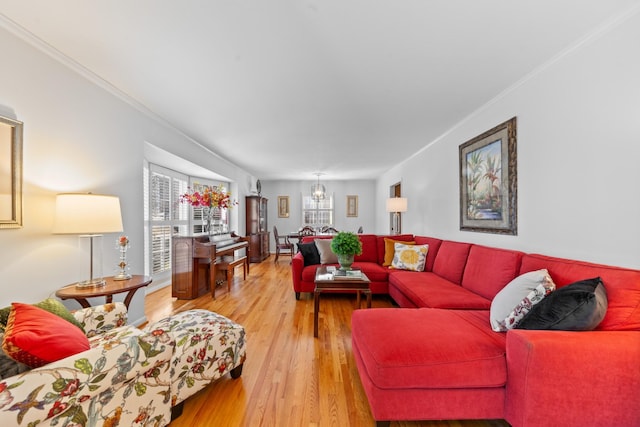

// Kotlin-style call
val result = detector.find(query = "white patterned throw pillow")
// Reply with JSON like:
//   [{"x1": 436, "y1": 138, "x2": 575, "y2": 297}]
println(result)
[
  {"x1": 391, "y1": 243, "x2": 429, "y2": 272},
  {"x1": 490, "y1": 269, "x2": 556, "y2": 332}
]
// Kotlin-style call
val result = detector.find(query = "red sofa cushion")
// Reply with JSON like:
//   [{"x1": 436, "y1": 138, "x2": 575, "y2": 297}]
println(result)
[
  {"x1": 461, "y1": 245, "x2": 523, "y2": 300},
  {"x1": 431, "y1": 241, "x2": 472, "y2": 284},
  {"x1": 389, "y1": 271, "x2": 491, "y2": 309},
  {"x1": 352, "y1": 262, "x2": 389, "y2": 283},
  {"x1": 351, "y1": 308, "x2": 506, "y2": 389},
  {"x1": 355, "y1": 234, "x2": 379, "y2": 263},
  {"x1": 413, "y1": 236, "x2": 443, "y2": 271},
  {"x1": 520, "y1": 254, "x2": 640, "y2": 331}
]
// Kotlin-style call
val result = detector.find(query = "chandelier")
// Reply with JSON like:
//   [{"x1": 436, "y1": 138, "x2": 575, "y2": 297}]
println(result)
[{"x1": 311, "y1": 173, "x2": 326, "y2": 202}]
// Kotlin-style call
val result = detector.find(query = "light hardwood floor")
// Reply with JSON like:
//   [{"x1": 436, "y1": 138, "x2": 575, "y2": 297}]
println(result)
[{"x1": 145, "y1": 256, "x2": 510, "y2": 427}]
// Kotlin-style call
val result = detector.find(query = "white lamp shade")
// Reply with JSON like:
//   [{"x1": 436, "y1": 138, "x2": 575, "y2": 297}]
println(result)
[
  {"x1": 53, "y1": 193, "x2": 123, "y2": 234},
  {"x1": 386, "y1": 197, "x2": 408, "y2": 213}
]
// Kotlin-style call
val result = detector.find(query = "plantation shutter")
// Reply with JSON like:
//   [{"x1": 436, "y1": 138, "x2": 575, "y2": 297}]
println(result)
[{"x1": 147, "y1": 164, "x2": 188, "y2": 276}]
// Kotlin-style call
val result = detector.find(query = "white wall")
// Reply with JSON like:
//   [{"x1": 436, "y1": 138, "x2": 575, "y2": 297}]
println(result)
[
  {"x1": 0, "y1": 26, "x2": 254, "y2": 324},
  {"x1": 261, "y1": 179, "x2": 375, "y2": 251},
  {"x1": 377, "y1": 11, "x2": 640, "y2": 269}
]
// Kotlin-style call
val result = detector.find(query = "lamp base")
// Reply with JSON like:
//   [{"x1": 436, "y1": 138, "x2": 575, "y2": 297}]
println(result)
[
  {"x1": 113, "y1": 273, "x2": 132, "y2": 281},
  {"x1": 76, "y1": 278, "x2": 106, "y2": 289},
  {"x1": 391, "y1": 212, "x2": 401, "y2": 235}
]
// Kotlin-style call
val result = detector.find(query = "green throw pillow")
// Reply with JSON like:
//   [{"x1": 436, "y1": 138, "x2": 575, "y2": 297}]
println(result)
[{"x1": 0, "y1": 298, "x2": 84, "y2": 333}]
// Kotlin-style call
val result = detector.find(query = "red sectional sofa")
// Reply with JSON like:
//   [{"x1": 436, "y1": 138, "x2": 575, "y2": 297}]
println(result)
[{"x1": 291, "y1": 234, "x2": 640, "y2": 427}]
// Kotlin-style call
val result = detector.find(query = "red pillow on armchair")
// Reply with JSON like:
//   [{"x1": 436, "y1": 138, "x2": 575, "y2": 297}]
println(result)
[{"x1": 2, "y1": 302, "x2": 90, "y2": 368}]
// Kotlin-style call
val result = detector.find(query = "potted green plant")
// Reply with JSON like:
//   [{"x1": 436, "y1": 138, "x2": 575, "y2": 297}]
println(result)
[{"x1": 330, "y1": 231, "x2": 363, "y2": 270}]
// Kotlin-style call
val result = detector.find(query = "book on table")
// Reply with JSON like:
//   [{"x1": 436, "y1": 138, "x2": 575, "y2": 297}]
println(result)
[{"x1": 333, "y1": 268, "x2": 362, "y2": 279}]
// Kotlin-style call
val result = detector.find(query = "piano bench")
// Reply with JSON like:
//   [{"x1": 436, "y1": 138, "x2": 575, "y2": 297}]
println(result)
[{"x1": 213, "y1": 255, "x2": 248, "y2": 298}]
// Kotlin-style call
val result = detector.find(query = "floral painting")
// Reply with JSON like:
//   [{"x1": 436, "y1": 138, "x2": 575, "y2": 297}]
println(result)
[
  {"x1": 465, "y1": 139, "x2": 503, "y2": 219},
  {"x1": 459, "y1": 117, "x2": 517, "y2": 235}
]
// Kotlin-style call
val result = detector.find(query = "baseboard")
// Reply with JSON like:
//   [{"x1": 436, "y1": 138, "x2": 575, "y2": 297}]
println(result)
[
  {"x1": 130, "y1": 314, "x2": 148, "y2": 327},
  {"x1": 145, "y1": 281, "x2": 171, "y2": 295}
]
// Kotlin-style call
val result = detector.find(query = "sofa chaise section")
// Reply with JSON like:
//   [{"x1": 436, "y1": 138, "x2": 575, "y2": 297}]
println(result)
[
  {"x1": 352, "y1": 308, "x2": 507, "y2": 423},
  {"x1": 351, "y1": 243, "x2": 640, "y2": 426}
]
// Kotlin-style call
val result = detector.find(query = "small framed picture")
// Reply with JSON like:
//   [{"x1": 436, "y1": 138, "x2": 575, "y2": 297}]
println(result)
[
  {"x1": 346, "y1": 195, "x2": 358, "y2": 217},
  {"x1": 278, "y1": 196, "x2": 290, "y2": 218}
]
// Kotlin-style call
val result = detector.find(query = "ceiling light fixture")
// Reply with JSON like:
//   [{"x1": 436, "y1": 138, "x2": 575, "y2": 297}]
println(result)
[{"x1": 311, "y1": 173, "x2": 326, "y2": 202}]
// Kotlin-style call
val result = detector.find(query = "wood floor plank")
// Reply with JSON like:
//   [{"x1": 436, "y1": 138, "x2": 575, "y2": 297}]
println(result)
[{"x1": 144, "y1": 257, "x2": 510, "y2": 427}]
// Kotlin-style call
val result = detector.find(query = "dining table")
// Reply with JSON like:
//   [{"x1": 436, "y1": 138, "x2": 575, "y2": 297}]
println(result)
[{"x1": 286, "y1": 232, "x2": 302, "y2": 251}]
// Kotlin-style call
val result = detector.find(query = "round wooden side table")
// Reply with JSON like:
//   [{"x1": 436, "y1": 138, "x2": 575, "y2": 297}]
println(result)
[{"x1": 56, "y1": 275, "x2": 152, "y2": 309}]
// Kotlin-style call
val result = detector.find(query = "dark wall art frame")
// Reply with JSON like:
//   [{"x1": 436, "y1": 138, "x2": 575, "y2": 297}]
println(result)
[{"x1": 459, "y1": 117, "x2": 517, "y2": 235}]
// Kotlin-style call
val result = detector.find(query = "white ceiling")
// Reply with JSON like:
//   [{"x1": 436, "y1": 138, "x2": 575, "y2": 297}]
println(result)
[{"x1": 1, "y1": 0, "x2": 638, "y2": 180}]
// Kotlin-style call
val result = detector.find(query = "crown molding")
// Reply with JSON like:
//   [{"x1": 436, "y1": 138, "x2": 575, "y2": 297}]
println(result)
[{"x1": 0, "y1": 13, "x2": 236, "y2": 167}]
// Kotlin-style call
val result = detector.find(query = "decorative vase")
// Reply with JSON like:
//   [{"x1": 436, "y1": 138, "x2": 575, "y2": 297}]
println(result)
[
  {"x1": 202, "y1": 206, "x2": 213, "y2": 236},
  {"x1": 337, "y1": 254, "x2": 354, "y2": 271},
  {"x1": 114, "y1": 238, "x2": 132, "y2": 281}
]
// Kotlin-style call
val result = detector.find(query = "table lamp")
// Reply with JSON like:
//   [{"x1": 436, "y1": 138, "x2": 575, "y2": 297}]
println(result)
[
  {"x1": 386, "y1": 197, "x2": 408, "y2": 235},
  {"x1": 53, "y1": 193, "x2": 124, "y2": 288}
]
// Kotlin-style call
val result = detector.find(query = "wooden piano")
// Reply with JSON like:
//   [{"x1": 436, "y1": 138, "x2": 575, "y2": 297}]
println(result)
[{"x1": 171, "y1": 232, "x2": 250, "y2": 299}]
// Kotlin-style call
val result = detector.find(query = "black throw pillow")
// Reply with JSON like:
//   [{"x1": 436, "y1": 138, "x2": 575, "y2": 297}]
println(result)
[
  {"x1": 298, "y1": 242, "x2": 320, "y2": 266},
  {"x1": 516, "y1": 277, "x2": 608, "y2": 331}
]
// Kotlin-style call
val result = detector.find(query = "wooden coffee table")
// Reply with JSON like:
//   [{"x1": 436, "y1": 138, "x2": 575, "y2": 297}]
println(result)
[{"x1": 314, "y1": 266, "x2": 371, "y2": 337}]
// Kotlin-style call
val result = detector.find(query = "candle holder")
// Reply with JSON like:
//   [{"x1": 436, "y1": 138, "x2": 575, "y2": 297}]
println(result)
[{"x1": 114, "y1": 235, "x2": 132, "y2": 281}]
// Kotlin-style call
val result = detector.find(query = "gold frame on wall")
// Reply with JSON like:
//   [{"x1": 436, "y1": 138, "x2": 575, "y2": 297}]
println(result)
[
  {"x1": 278, "y1": 196, "x2": 290, "y2": 218},
  {"x1": 0, "y1": 115, "x2": 23, "y2": 229},
  {"x1": 346, "y1": 195, "x2": 358, "y2": 217},
  {"x1": 459, "y1": 117, "x2": 517, "y2": 235}
]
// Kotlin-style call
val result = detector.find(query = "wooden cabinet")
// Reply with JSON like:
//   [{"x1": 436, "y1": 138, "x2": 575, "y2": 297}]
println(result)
[
  {"x1": 246, "y1": 196, "x2": 269, "y2": 262},
  {"x1": 248, "y1": 232, "x2": 269, "y2": 263}
]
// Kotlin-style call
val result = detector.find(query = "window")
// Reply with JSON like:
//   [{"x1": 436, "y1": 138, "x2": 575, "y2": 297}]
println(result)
[
  {"x1": 301, "y1": 194, "x2": 334, "y2": 228},
  {"x1": 144, "y1": 164, "x2": 189, "y2": 279},
  {"x1": 144, "y1": 164, "x2": 233, "y2": 282}
]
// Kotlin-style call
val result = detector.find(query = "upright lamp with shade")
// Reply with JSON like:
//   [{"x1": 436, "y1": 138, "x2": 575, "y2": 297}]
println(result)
[
  {"x1": 386, "y1": 197, "x2": 408, "y2": 235},
  {"x1": 53, "y1": 193, "x2": 123, "y2": 288}
]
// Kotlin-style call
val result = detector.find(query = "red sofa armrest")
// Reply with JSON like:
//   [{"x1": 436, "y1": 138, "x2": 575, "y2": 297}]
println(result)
[
  {"x1": 505, "y1": 329, "x2": 640, "y2": 427},
  {"x1": 291, "y1": 252, "x2": 305, "y2": 296}
]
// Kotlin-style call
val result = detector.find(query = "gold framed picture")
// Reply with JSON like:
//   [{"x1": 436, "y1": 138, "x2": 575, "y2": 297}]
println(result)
[
  {"x1": 346, "y1": 195, "x2": 358, "y2": 217},
  {"x1": 0, "y1": 115, "x2": 23, "y2": 229},
  {"x1": 459, "y1": 117, "x2": 517, "y2": 235},
  {"x1": 278, "y1": 196, "x2": 290, "y2": 218}
]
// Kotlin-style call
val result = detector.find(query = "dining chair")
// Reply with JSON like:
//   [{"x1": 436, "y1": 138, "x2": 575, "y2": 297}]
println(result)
[
  {"x1": 320, "y1": 226, "x2": 339, "y2": 234},
  {"x1": 273, "y1": 226, "x2": 294, "y2": 263},
  {"x1": 299, "y1": 226, "x2": 316, "y2": 237}
]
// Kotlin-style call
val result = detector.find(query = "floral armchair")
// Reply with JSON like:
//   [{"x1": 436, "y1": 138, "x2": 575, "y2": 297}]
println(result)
[{"x1": 0, "y1": 303, "x2": 246, "y2": 426}]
